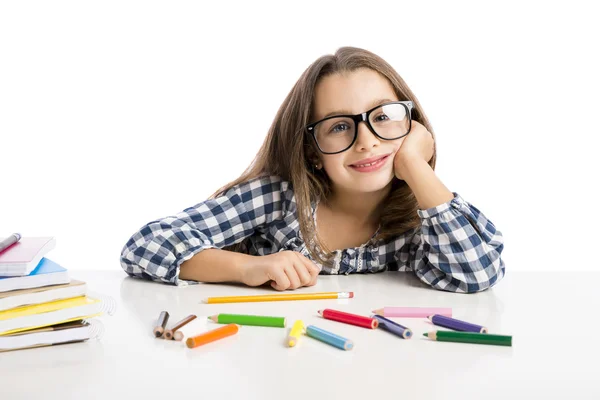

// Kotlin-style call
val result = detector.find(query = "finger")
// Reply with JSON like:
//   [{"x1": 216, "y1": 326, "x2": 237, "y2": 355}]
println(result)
[
  {"x1": 292, "y1": 259, "x2": 312, "y2": 287},
  {"x1": 299, "y1": 258, "x2": 319, "y2": 287},
  {"x1": 284, "y1": 264, "x2": 302, "y2": 290},
  {"x1": 268, "y1": 267, "x2": 290, "y2": 291},
  {"x1": 297, "y1": 253, "x2": 320, "y2": 278}
]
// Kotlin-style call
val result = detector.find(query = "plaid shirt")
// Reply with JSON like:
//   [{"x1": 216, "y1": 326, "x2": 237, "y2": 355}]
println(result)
[{"x1": 120, "y1": 175, "x2": 505, "y2": 293}]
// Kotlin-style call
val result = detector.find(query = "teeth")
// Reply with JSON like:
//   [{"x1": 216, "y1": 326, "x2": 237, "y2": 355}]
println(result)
[{"x1": 354, "y1": 157, "x2": 384, "y2": 168}]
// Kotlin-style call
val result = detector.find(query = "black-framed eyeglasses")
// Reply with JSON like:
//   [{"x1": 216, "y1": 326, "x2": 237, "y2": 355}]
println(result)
[{"x1": 306, "y1": 100, "x2": 413, "y2": 154}]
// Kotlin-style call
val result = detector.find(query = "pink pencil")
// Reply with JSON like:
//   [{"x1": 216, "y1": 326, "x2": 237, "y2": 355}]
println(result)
[{"x1": 372, "y1": 307, "x2": 452, "y2": 318}]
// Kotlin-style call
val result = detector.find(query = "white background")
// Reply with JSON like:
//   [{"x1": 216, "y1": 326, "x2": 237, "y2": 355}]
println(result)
[{"x1": 1, "y1": 1, "x2": 598, "y2": 273}]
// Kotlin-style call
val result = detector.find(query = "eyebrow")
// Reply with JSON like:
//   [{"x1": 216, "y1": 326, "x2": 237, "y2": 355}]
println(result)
[{"x1": 320, "y1": 98, "x2": 396, "y2": 119}]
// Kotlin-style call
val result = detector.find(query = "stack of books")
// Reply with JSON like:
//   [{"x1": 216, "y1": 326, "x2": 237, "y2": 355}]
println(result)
[{"x1": 0, "y1": 235, "x2": 105, "y2": 352}]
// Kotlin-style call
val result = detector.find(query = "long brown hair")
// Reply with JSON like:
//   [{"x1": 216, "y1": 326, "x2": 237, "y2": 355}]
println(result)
[{"x1": 212, "y1": 46, "x2": 436, "y2": 266}]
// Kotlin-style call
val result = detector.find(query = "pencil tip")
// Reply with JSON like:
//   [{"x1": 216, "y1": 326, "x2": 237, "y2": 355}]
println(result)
[
  {"x1": 423, "y1": 333, "x2": 429, "y2": 337},
  {"x1": 427, "y1": 315, "x2": 432, "y2": 320}
]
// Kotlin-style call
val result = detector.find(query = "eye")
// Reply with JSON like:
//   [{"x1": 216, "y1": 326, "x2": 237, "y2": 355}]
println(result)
[
  {"x1": 373, "y1": 113, "x2": 390, "y2": 122},
  {"x1": 329, "y1": 123, "x2": 351, "y2": 134}
]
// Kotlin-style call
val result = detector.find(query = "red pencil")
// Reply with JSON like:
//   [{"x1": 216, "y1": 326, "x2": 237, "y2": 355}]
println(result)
[{"x1": 318, "y1": 309, "x2": 378, "y2": 329}]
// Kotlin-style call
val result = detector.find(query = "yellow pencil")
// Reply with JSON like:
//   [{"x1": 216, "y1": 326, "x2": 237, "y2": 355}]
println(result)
[
  {"x1": 202, "y1": 291, "x2": 354, "y2": 304},
  {"x1": 287, "y1": 320, "x2": 305, "y2": 347}
]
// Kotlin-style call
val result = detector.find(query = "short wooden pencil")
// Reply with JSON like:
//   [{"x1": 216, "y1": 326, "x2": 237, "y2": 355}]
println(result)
[
  {"x1": 186, "y1": 324, "x2": 239, "y2": 349},
  {"x1": 165, "y1": 314, "x2": 197, "y2": 340},
  {"x1": 318, "y1": 309, "x2": 378, "y2": 329},
  {"x1": 423, "y1": 331, "x2": 512, "y2": 346},
  {"x1": 372, "y1": 307, "x2": 452, "y2": 318},
  {"x1": 153, "y1": 311, "x2": 169, "y2": 338},
  {"x1": 209, "y1": 313, "x2": 286, "y2": 328},
  {"x1": 287, "y1": 320, "x2": 305, "y2": 347},
  {"x1": 428, "y1": 314, "x2": 487, "y2": 334},
  {"x1": 372, "y1": 314, "x2": 412, "y2": 339},
  {"x1": 305, "y1": 325, "x2": 353, "y2": 351}
]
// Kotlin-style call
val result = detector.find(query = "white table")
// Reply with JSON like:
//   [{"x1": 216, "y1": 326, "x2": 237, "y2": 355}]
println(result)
[{"x1": 1, "y1": 270, "x2": 598, "y2": 399}]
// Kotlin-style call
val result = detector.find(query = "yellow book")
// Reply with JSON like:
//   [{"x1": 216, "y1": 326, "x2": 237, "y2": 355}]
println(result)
[{"x1": 0, "y1": 296, "x2": 103, "y2": 336}]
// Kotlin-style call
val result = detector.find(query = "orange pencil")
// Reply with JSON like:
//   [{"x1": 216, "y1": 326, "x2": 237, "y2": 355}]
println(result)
[{"x1": 186, "y1": 324, "x2": 239, "y2": 349}]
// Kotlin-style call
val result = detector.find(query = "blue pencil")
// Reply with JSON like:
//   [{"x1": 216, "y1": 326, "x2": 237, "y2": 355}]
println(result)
[
  {"x1": 372, "y1": 314, "x2": 412, "y2": 339},
  {"x1": 305, "y1": 325, "x2": 354, "y2": 351}
]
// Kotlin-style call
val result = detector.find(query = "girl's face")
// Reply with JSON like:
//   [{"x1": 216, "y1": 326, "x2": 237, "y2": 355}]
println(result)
[{"x1": 311, "y1": 68, "x2": 406, "y2": 195}]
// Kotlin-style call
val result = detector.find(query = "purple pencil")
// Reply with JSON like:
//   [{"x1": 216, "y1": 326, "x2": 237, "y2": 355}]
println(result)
[
  {"x1": 428, "y1": 314, "x2": 488, "y2": 333},
  {"x1": 372, "y1": 314, "x2": 412, "y2": 339}
]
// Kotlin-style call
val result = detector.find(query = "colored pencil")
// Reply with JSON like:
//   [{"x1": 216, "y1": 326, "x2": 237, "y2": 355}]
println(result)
[
  {"x1": 0, "y1": 233, "x2": 21, "y2": 254},
  {"x1": 305, "y1": 325, "x2": 353, "y2": 351},
  {"x1": 208, "y1": 313, "x2": 286, "y2": 328},
  {"x1": 287, "y1": 320, "x2": 305, "y2": 347},
  {"x1": 186, "y1": 324, "x2": 239, "y2": 349},
  {"x1": 423, "y1": 331, "x2": 512, "y2": 347},
  {"x1": 202, "y1": 291, "x2": 354, "y2": 304},
  {"x1": 428, "y1": 314, "x2": 487, "y2": 333},
  {"x1": 318, "y1": 309, "x2": 378, "y2": 329},
  {"x1": 372, "y1": 314, "x2": 412, "y2": 339},
  {"x1": 372, "y1": 307, "x2": 452, "y2": 318},
  {"x1": 165, "y1": 314, "x2": 197, "y2": 340},
  {"x1": 153, "y1": 311, "x2": 169, "y2": 338}
]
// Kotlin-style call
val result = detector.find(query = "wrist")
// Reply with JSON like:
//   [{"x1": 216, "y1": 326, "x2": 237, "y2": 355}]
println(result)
[
  {"x1": 234, "y1": 253, "x2": 258, "y2": 285},
  {"x1": 395, "y1": 152, "x2": 428, "y2": 179}
]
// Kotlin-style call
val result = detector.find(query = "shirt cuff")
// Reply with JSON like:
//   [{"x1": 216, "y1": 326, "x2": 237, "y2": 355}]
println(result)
[{"x1": 416, "y1": 192, "x2": 467, "y2": 219}]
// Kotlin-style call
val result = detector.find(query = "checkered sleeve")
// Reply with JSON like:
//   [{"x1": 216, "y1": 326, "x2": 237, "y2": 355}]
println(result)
[
  {"x1": 119, "y1": 175, "x2": 292, "y2": 285},
  {"x1": 407, "y1": 193, "x2": 505, "y2": 293}
]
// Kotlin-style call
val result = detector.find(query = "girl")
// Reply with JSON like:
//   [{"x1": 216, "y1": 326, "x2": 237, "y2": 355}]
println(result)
[{"x1": 120, "y1": 47, "x2": 505, "y2": 293}]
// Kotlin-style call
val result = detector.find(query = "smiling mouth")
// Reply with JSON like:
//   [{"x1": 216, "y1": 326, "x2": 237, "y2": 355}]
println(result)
[{"x1": 350, "y1": 154, "x2": 390, "y2": 168}]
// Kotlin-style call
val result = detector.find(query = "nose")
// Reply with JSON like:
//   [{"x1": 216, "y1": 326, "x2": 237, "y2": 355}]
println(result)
[{"x1": 354, "y1": 121, "x2": 380, "y2": 151}]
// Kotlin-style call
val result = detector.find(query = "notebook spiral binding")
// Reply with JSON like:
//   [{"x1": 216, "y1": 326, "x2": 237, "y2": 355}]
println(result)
[
  {"x1": 87, "y1": 291, "x2": 117, "y2": 316},
  {"x1": 86, "y1": 319, "x2": 105, "y2": 340}
]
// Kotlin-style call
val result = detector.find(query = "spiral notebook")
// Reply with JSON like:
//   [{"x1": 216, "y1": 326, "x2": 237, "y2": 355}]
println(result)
[
  {"x1": 0, "y1": 280, "x2": 87, "y2": 312},
  {"x1": 0, "y1": 320, "x2": 95, "y2": 352},
  {"x1": 0, "y1": 296, "x2": 103, "y2": 336}
]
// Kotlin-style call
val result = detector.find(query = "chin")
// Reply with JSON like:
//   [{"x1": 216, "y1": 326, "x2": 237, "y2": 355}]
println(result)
[{"x1": 348, "y1": 172, "x2": 395, "y2": 193}]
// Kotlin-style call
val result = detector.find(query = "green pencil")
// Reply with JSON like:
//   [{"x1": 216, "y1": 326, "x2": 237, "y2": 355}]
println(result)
[
  {"x1": 208, "y1": 313, "x2": 286, "y2": 328},
  {"x1": 423, "y1": 330, "x2": 512, "y2": 347}
]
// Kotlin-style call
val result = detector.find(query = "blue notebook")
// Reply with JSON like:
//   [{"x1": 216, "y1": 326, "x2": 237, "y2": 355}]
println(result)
[{"x1": 0, "y1": 258, "x2": 70, "y2": 293}]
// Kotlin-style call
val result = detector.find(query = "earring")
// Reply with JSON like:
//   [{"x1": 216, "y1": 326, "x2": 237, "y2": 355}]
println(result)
[{"x1": 315, "y1": 163, "x2": 322, "y2": 170}]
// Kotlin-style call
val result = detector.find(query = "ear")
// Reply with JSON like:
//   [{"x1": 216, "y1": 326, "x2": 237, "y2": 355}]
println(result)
[{"x1": 305, "y1": 140, "x2": 323, "y2": 170}]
